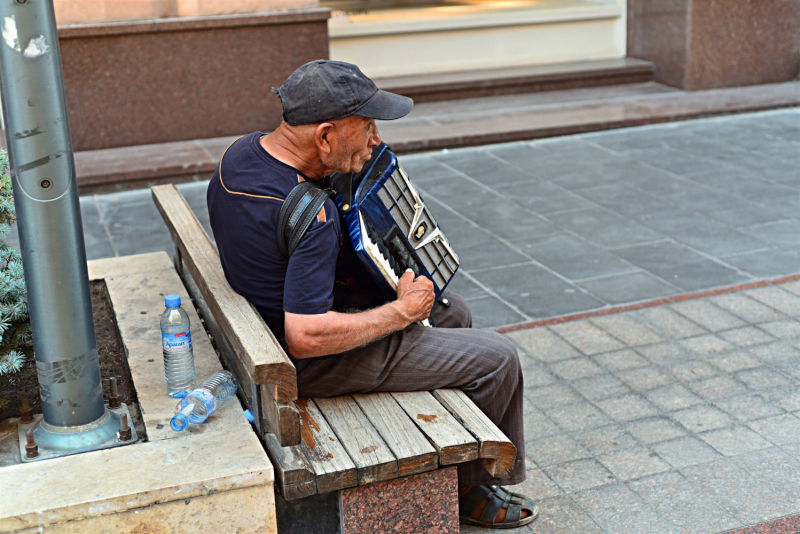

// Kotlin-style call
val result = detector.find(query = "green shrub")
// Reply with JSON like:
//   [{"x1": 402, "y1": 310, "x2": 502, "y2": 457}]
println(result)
[{"x1": 0, "y1": 149, "x2": 31, "y2": 408}]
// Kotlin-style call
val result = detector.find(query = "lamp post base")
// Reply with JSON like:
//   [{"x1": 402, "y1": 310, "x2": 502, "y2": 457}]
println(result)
[{"x1": 17, "y1": 404, "x2": 139, "y2": 463}]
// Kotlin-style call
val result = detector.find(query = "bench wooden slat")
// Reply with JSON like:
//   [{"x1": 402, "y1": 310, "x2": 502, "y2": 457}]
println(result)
[
  {"x1": 297, "y1": 398, "x2": 358, "y2": 494},
  {"x1": 262, "y1": 432, "x2": 317, "y2": 501},
  {"x1": 433, "y1": 389, "x2": 517, "y2": 479},
  {"x1": 260, "y1": 385, "x2": 301, "y2": 447},
  {"x1": 151, "y1": 184, "x2": 297, "y2": 400},
  {"x1": 352, "y1": 392, "x2": 439, "y2": 477},
  {"x1": 391, "y1": 391, "x2": 479, "y2": 465},
  {"x1": 314, "y1": 396, "x2": 398, "y2": 485},
  {"x1": 281, "y1": 480, "x2": 317, "y2": 502}
]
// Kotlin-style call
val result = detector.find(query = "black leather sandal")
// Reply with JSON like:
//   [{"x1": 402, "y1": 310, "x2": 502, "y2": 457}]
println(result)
[{"x1": 459, "y1": 485, "x2": 540, "y2": 529}]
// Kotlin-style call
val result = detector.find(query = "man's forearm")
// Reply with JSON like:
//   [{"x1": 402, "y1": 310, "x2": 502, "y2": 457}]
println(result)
[{"x1": 285, "y1": 302, "x2": 410, "y2": 359}]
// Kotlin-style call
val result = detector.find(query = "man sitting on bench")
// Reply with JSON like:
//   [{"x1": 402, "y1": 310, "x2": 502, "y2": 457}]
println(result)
[{"x1": 207, "y1": 60, "x2": 538, "y2": 529}]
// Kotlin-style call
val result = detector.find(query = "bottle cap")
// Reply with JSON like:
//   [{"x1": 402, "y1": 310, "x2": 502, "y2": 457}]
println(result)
[
  {"x1": 243, "y1": 409, "x2": 254, "y2": 423},
  {"x1": 170, "y1": 412, "x2": 188, "y2": 432},
  {"x1": 165, "y1": 294, "x2": 181, "y2": 308}
]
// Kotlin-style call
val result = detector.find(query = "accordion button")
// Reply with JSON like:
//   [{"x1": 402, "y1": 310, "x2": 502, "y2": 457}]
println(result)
[{"x1": 414, "y1": 223, "x2": 428, "y2": 240}]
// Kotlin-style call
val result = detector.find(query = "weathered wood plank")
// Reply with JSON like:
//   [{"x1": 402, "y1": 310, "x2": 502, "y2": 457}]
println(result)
[
  {"x1": 246, "y1": 300, "x2": 297, "y2": 402},
  {"x1": 265, "y1": 379, "x2": 296, "y2": 406},
  {"x1": 391, "y1": 391, "x2": 478, "y2": 465},
  {"x1": 352, "y1": 392, "x2": 439, "y2": 477},
  {"x1": 281, "y1": 480, "x2": 317, "y2": 502},
  {"x1": 176, "y1": 252, "x2": 259, "y2": 432},
  {"x1": 261, "y1": 432, "x2": 317, "y2": 500},
  {"x1": 151, "y1": 184, "x2": 297, "y2": 400},
  {"x1": 432, "y1": 389, "x2": 517, "y2": 479},
  {"x1": 314, "y1": 396, "x2": 398, "y2": 485},
  {"x1": 260, "y1": 385, "x2": 301, "y2": 447},
  {"x1": 297, "y1": 398, "x2": 358, "y2": 493}
]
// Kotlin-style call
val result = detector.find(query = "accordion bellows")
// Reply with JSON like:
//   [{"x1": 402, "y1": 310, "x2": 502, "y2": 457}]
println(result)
[{"x1": 333, "y1": 143, "x2": 460, "y2": 302}]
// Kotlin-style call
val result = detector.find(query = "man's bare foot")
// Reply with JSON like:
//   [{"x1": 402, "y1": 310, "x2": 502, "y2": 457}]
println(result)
[{"x1": 458, "y1": 484, "x2": 535, "y2": 525}]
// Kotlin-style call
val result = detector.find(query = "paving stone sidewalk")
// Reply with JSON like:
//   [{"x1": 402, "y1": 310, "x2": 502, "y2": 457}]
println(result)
[
  {"x1": 405, "y1": 107, "x2": 800, "y2": 329},
  {"x1": 21, "y1": 107, "x2": 797, "y2": 331},
  {"x1": 484, "y1": 280, "x2": 800, "y2": 534},
  {"x1": 11, "y1": 107, "x2": 795, "y2": 532}
]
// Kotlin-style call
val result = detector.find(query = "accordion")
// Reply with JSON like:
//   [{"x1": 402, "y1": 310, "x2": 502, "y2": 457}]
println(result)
[{"x1": 332, "y1": 143, "x2": 460, "y2": 322}]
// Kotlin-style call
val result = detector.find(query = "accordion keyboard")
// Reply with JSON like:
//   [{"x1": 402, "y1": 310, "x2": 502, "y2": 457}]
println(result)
[
  {"x1": 359, "y1": 213, "x2": 432, "y2": 327},
  {"x1": 359, "y1": 214, "x2": 399, "y2": 292}
]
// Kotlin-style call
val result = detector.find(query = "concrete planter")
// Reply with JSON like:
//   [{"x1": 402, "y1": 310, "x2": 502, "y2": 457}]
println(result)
[{"x1": 0, "y1": 252, "x2": 277, "y2": 533}]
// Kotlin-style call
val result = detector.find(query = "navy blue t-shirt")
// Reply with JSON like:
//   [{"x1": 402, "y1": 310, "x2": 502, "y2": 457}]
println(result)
[{"x1": 207, "y1": 133, "x2": 344, "y2": 373}]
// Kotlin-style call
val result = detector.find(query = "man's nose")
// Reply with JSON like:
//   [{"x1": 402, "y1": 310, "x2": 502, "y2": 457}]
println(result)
[{"x1": 369, "y1": 124, "x2": 381, "y2": 146}]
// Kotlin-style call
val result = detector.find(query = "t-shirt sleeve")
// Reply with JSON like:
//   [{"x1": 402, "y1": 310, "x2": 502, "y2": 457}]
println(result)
[{"x1": 282, "y1": 202, "x2": 340, "y2": 315}]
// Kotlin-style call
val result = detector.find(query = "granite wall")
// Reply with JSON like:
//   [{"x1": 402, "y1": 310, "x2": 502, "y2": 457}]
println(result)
[
  {"x1": 628, "y1": 0, "x2": 800, "y2": 90},
  {"x1": 59, "y1": 9, "x2": 330, "y2": 151}
]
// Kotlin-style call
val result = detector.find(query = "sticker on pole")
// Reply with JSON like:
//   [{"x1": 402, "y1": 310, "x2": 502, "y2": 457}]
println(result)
[
  {"x1": 2, "y1": 16, "x2": 19, "y2": 52},
  {"x1": 2, "y1": 16, "x2": 49, "y2": 58},
  {"x1": 23, "y1": 36, "x2": 49, "y2": 58}
]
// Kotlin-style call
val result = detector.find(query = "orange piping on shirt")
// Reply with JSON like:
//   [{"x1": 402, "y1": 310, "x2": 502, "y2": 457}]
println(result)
[
  {"x1": 217, "y1": 136, "x2": 285, "y2": 202},
  {"x1": 217, "y1": 136, "x2": 328, "y2": 223}
]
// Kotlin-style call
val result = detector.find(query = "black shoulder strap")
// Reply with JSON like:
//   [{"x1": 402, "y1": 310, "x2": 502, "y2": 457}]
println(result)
[{"x1": 277, "y1": 181, "x2": 333, "y2": 257}]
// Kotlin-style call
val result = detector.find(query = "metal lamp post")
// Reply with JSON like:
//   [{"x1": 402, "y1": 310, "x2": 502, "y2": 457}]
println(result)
[{"x1": 0, "y1": 0, "x2": 136, "y2": 460}]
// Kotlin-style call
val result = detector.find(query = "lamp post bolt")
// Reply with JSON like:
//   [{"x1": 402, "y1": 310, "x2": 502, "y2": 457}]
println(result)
[
  {"x1": 118, "y1": 413, "x2": 132, "y2": 442},
  {"x1": 19, "y1": 393, "x2": 33, "y2": 424},
  {"x1": 108, "y1": 377, "x2": 121, "y2": 409},
  {"x1": 25, "y1": 429, "x2": 38, "y2": 459}
]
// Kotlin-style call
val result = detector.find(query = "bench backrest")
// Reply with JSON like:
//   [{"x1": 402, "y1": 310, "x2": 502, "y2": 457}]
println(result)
[{"x1": 152, "y1": 184, "x2": 302, "y2": 446}]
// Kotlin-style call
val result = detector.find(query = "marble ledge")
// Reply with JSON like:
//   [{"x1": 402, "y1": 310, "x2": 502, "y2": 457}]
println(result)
[
  {"x1": 0, "y1": 424, "x2": 272, "y2": 531},
  {"x1": 87, "y1": 251, "x2": 175, "y2": 280},
  {"x1": 0, "y1": 251, "x2": 275, "y2": 532}
]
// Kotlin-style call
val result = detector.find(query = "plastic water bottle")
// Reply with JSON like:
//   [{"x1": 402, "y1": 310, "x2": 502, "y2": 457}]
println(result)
[
  {"x1": 170, "y1": 370, "x2": 238, "y2": 431},
  {"x1": 161, "y1": 294, "x2": 196, "y2": 397}
]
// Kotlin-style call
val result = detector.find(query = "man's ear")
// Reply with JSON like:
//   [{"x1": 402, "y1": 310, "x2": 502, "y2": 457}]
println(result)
[{"x1": 314, "y1": 122, "x2": 335, "y2": 155}]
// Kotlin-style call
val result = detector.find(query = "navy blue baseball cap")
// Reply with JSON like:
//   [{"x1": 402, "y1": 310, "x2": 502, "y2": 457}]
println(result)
[{"x1": 273, "y1": 60, "x2": 413, "y2": 126}]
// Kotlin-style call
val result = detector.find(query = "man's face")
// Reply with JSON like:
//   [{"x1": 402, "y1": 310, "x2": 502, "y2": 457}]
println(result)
[{"x1": 322, "y1": 116, "x2": 381, "y2": 173}]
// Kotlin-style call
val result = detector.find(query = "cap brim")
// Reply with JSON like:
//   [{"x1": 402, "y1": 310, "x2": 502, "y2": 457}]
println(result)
[{"x1": 354, "y1": 90, "x2": 413, "y2": 121}]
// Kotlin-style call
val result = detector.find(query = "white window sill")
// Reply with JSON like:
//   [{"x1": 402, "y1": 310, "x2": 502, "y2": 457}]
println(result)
[{"x1": 328, "y1": 0, "x2": 622, "y2": 37}]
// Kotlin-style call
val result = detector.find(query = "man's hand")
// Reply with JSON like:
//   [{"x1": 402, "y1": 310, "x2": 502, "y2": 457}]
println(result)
[
  {"x1": 285, "y1": 271, "x2": 436, "y2": 359},
  {"x1": 395, "y1": 269, "x2": 435, "y2": 323}
]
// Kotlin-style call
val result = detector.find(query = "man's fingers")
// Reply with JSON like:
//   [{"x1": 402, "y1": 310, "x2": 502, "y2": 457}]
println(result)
[
  {"x1": 397, "y1": 269, "x2": 417, "y2": 297},
  {"x1": 413, "y1": 276, "x2": 434, "y2": 290},
  {"x1": 398, "y1": 269, "x2": 414, "y2": 286}
]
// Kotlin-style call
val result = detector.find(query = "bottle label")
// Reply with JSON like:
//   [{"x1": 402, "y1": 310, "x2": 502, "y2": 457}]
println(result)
[
  {"x1": 190, "y1": 389, "x2": 217, "y2": 422},
  {"x1": 163, "y1": 330, "x2": 192, "y2": 352}
]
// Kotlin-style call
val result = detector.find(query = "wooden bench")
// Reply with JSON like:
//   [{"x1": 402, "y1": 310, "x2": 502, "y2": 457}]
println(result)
[{"x1": 151, "y1": 184, "x2": 516, "y2": 503}]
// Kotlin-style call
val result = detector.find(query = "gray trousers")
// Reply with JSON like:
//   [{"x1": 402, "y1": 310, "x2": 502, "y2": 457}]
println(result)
[{"x1": 296, "y1": 292, "x2": 526, "y2": 486}]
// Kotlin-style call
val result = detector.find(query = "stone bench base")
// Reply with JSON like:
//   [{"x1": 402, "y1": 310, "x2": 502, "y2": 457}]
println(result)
[{"x1": 277, "y1": 467, "x2": 459, "y2": 534}]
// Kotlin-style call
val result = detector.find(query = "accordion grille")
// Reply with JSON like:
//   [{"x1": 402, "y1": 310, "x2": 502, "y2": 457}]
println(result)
[{"x1": 375, "y1": 169, "x2": 458, "y2": 292}]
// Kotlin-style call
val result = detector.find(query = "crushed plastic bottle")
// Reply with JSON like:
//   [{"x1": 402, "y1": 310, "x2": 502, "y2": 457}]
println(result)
[{"x1": 170, "y1": 370, "x2": 238, "y2": 431}]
